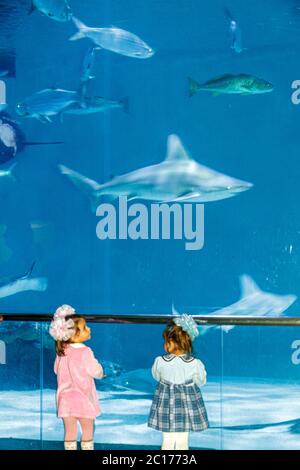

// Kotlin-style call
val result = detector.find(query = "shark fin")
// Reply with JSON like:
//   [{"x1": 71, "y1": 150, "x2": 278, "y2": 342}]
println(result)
[
  {"x1": 21, "y1": 261, "x2": 36, "y2": 280},
  {"x1": 165, "y1": 135, "x2": 191, "y2": 162},
  {"x1": 171, "y1": 303, "x2": 181, "y2": 316},
  {"x1": 239, "y1": 274, "x2": 261, "y2": 298},
  {"x1": 221, "y1": 325, "x2": 235, "y2": 333}
]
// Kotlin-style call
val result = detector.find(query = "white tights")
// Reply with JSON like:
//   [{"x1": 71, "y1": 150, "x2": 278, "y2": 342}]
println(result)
[{"x1": 161, "y1": 432, "x2": 189, "y2": 450}]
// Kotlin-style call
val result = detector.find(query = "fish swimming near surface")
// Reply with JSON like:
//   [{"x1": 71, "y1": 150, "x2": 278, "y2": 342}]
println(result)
[
  {"x1": 58, "y1": 134, "x2": 253, "y2": 210},
  {"x1": 173, "y1": 275, "x2": 297, "y2": 336},
  {"x1": 31, "y1": 0, "x2": 72, "y2": 22},
  {"x1": 62, "y1": 96, "x2": 129, "y2": 116},
  {"x1": 188, "y1": 74, "x2": 274, "y2": 97},
  {"x1": 70, "y1": 17, "x2": 155, "y2": 59},
  {"x1": 0, "y1": 261, "x2": 48, "y2": 299},
  {"x1": 0, "y1": 113, "x2": 63, "y2": 164},
  {"x1": 224, "y1": 8, "x2": 244, "y2": 54}
]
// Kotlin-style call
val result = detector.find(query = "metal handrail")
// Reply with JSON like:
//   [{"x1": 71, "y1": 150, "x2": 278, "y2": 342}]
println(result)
[{"x1": 1, "y1": 313, "x2": 300, "y2": 326}]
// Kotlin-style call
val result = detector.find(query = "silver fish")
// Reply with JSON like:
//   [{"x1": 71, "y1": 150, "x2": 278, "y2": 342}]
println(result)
[
  {"x1": 81, "y1": 46, "x2": 100, "y2": 83},
  {"x1": 70, "y1": 17, "x2": 154, "y2": 59},
  {"x1": 16, "y1": 88, "x2": 82, "y2": 122},
  {"x1": 63, "y1": 96, "x2": 129, "y2": 116},
  {"x1": 59, "y1": 134, "x2": 252, "y2": 210},
  {"x1": 32, "y1": 0, "x2": 72, "y2": 22},
  {"x1": 0, "y1": 262, "x2": 47, "y2": 299},
  {"x1": 225, "y1": 8, "x2": 244, "y2": 54}
]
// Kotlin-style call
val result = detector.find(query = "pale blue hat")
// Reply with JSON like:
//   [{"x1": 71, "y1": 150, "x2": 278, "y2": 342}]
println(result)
[{"x1": 173, "y1": 313, "x2": 199, "y2": 342}]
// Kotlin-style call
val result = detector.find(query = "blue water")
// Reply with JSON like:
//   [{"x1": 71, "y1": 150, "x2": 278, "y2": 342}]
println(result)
[{"x1": 0, "y1": 0, "x2": 300, "y2": 449}]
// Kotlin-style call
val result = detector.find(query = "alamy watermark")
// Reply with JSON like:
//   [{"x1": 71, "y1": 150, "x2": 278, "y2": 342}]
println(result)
[
  {"x1": 291, "y1": 339, "x2": 300, "y2": 364},
  {"x1": 291, "y1": 80, "x2": 300, "y2": 104},
  {"x1": 95, "y1": 196, "x2": 205, "y2": 251}
]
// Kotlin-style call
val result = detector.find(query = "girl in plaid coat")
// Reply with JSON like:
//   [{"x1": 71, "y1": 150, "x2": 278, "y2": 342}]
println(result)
[{"x1": 148, "y1": 314, "x2": 209, "y2": 450}]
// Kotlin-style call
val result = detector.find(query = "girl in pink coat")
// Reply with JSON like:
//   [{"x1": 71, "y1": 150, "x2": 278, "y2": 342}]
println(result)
[{"x1": 49, "y1": 305, "x2": 104, "y2": 451}]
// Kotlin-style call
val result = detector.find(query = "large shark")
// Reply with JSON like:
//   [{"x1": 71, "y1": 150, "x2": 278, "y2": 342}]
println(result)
[
  {"x1": 59, "y1": 134, "x2": 253, "y2": 210},
  {"x1": 0, "y1": 262, "x2": 48, "y2": 299},
  {"x1": 173, "y1": 274, "x2": 297, "y2": 335}
]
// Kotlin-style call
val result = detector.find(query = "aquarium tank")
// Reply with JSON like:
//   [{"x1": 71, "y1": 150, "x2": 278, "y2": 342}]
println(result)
[{"x1": 0, "y1": 0, "x2": 299, "y2": 450}]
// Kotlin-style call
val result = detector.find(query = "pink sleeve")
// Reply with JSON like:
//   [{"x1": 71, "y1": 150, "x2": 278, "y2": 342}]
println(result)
[
  {"x1": 84, "y1": 348, "x2": 104, "y2": 379},
  {"x1": 54, "y1": 356, "x2": 59, "y2": 375}
]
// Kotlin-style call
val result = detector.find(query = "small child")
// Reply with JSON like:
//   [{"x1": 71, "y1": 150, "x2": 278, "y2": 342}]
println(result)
[
  {"x1": 148, "y1": 314, "x2": 209, "y2": 450},
  {"x1": 49, "y1": 304, "x2": 104, "y2": 451}
]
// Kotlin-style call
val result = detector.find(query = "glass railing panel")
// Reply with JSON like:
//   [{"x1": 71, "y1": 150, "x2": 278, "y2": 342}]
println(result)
[
  {"x1": 221, "y1": 326, "x2": 300, "y2": 450},
  {"x1": 0, "y1": 320, "x2": 42, "y2": 449}
]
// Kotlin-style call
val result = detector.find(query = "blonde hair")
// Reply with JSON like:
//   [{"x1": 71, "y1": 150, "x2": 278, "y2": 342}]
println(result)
[
  {"x1": 56, "y1": 316, "x2": 86, "y2": 356},
  {"x1": 163, "y1": 320, "x2": 193, "y2": 354}
]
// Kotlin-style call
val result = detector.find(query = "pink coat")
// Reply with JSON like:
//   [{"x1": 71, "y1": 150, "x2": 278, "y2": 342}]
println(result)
[{"x1": 54, "y1": 343, "x2": 103, "y2": 419}]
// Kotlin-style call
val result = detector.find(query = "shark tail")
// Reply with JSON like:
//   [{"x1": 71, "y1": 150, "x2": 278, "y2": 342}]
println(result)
[
  {"x1": 59, "y1": 164, "x2": 107, "y2": 212},
  {"x1": 188, "y1": 77, "x2": 200, "y2": 97},
  {"x1": 69, "y1": 17, "x2": 89, "y2": 41}
]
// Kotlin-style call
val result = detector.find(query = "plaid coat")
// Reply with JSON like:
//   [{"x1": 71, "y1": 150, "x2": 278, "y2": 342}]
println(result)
[{"x1": 148, "y1": 378, "x2": 209, "y2": 432}]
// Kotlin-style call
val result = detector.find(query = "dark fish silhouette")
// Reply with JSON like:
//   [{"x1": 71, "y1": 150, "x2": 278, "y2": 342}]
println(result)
[{"x1": 0, "y1": 112, "x2": 63, "y2": 165}]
